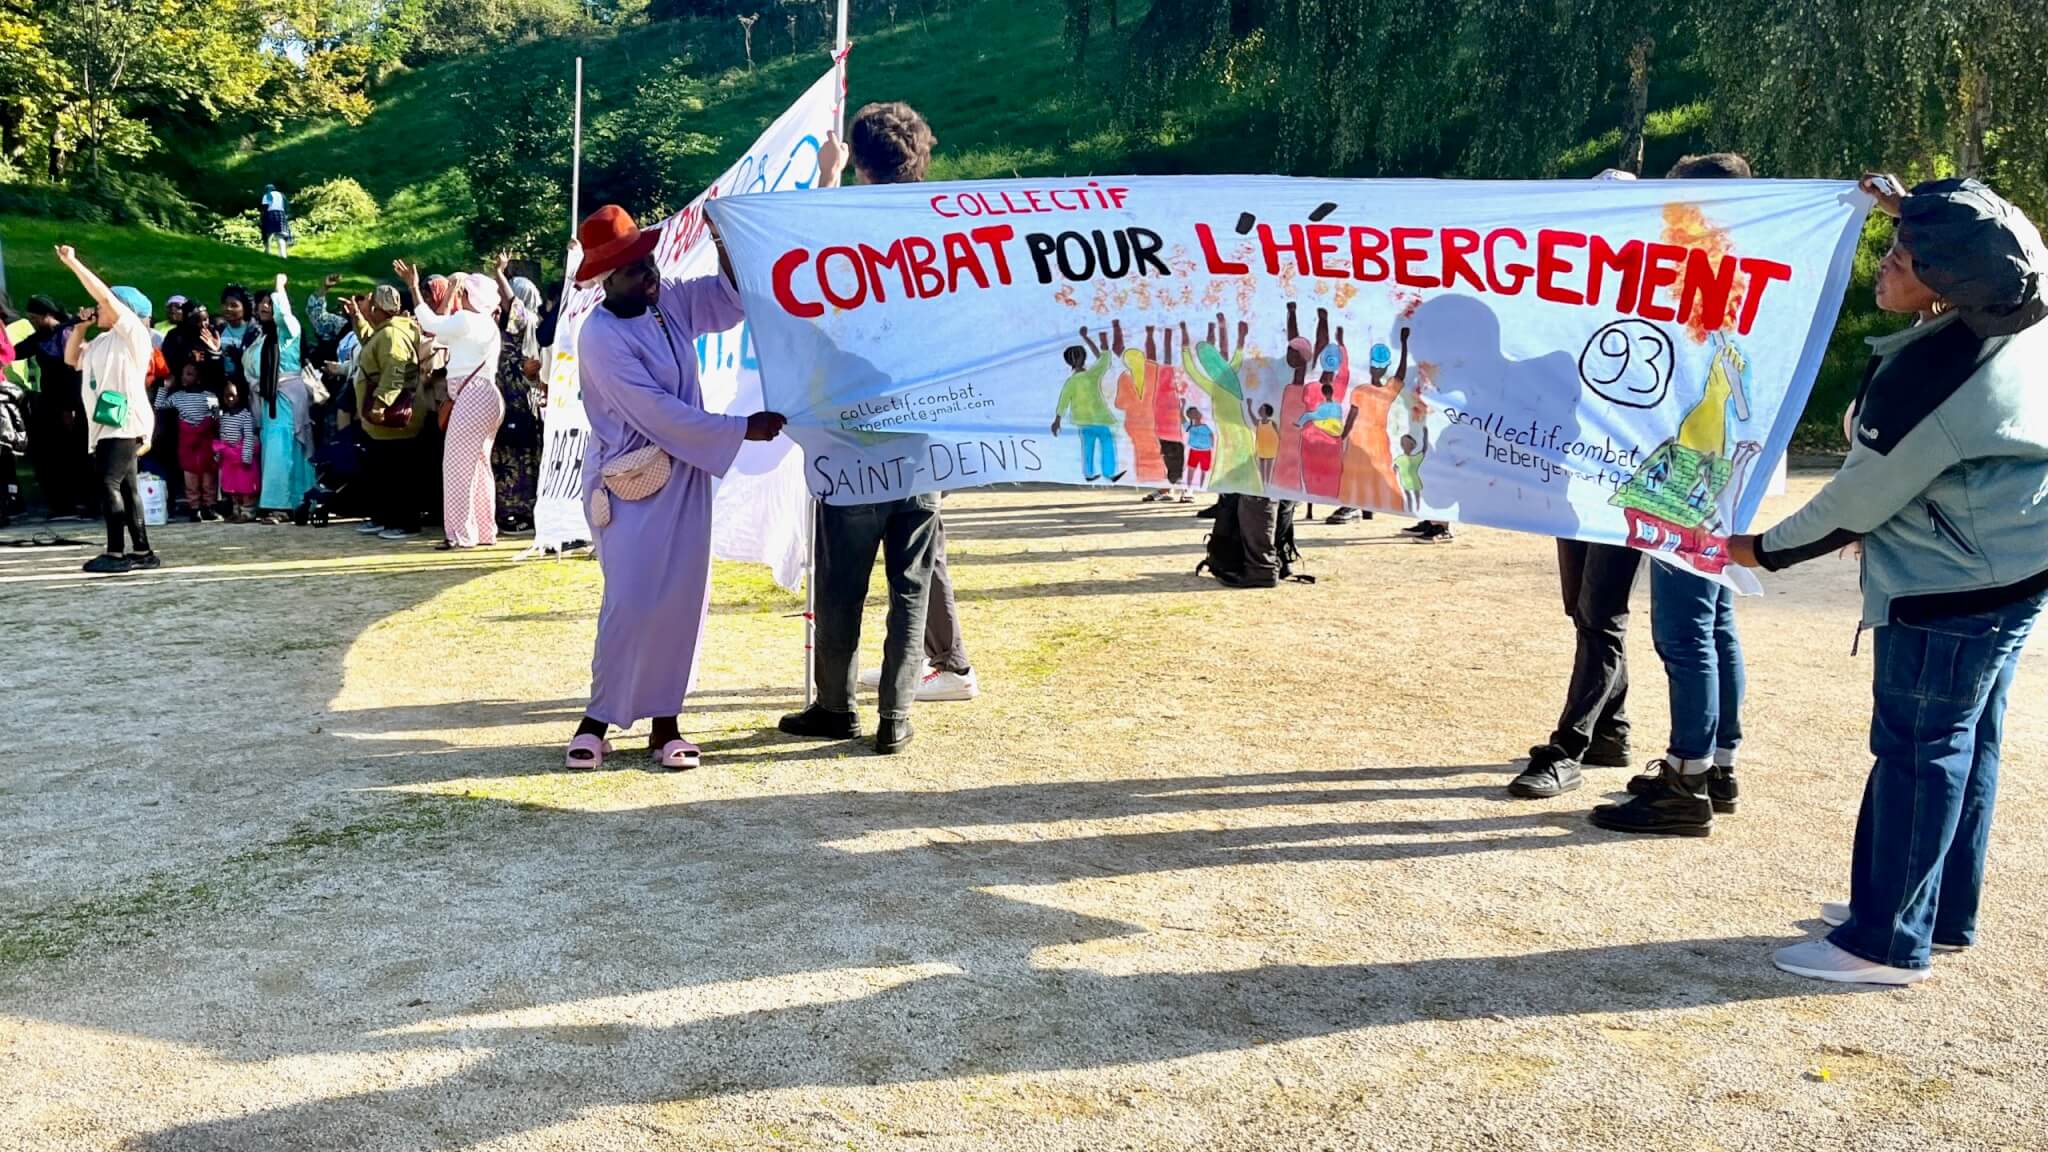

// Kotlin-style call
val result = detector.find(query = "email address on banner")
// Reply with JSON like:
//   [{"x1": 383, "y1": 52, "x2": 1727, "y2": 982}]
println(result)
[
  {"x1": 840, "y1": 383, "x2": 997, "y2": 433},
  {"x1": 1442, "y1": 406, "x2": 1645, "y2": 489}
]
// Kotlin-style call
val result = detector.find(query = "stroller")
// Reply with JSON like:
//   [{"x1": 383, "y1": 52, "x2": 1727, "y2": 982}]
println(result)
[{"x1": 295, "y1": 358, "x2": 375, "y2": 527}]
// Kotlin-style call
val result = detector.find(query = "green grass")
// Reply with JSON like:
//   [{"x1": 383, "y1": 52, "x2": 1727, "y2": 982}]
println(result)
[
  {"x1": 0, "y1": 214, "x2": 397, "y2": 315},
  {"x1": 0, "y1": 796, "x2": 468, "y2": 970}
]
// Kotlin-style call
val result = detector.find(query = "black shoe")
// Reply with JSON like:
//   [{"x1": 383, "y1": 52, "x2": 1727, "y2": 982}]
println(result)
[
  {"x1": 1584, "y1": 737, "x2": 1634, "y2": 770},
  {"x1": 1215, "y1": 569, "x2": 1279, "y2": 589},
  {"x1": 1708, "y1": 766, "x2": 1738, "y2": 814},
  {"x1": 82, "y1": 553, "x2": 133, "y2": 574},
  {"x1": 1417, "y1": 521, "x2": 1455, "y2": 541},
  {"x1": 1399, "y1": 522, "x2": 1430, "y2": 536},
  {"x1": 1509, "y1": 745, "x2": 1582, "y2": 798},
  {"x1": 875, "y1": 717, "x2": 914, "y2": 755},
  {"x1": 1324, "y1": 507, "x2": 1360, "y2": 525},
  {"x1": 778, "y1": 705, "x2": 860, "y2": 740},
  {"x1": 124, "y1": 551, "x2": 161, "y2": 570},
  {"x1": 1590, "y1": 761, "x2": 1713, "y2": 836},
  {"x1": 1196, "y1": 503, "x2": 1219, "y2": 520}
]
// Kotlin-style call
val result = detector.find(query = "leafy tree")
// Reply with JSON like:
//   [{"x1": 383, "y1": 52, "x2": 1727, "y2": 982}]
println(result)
[{"x1": 458, "y1": 70, "x2": 575, "y2": 255}]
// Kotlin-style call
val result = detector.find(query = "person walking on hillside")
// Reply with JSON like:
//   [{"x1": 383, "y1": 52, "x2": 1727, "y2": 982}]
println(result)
[
  {"x1": 395, "y1": 260, "x2": 504, "y2": 549},
  {"x1": 1732, "y1": 175, "x2": 2048, "y2": 986},
  {"x1": 563, "y1": 204, "x2": 786, "y2": 772},
  {"x1": 53, "y1": 246, "x2": 160, "y2": 573},
  {"x1": 260, "y1": 185, "x2": 291, "y2": 259},
  {"x1": 352, "y1": 285, "x2": 430, "y2": 539}
]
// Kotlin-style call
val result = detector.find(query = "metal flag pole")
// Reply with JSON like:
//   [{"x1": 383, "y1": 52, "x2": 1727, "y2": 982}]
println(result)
[
  {"x1": 569, "y1": 57, "x2": 585, "y2": 236},
  {"x1": 803, "y1": 0, "x2": 850, "y2": 709}
]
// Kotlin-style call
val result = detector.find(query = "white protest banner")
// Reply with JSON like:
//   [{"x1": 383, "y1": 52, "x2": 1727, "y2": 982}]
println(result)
[
  {"x1": 708, "y1": 176, "x2": 1868, "y2": 579},
  {"x1": 531, "y1": 66, "x2": 841, "y2": 588}
]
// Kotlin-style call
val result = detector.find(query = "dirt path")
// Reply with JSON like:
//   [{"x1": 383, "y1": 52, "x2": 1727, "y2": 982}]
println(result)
[{"x1": 3, "y1": 480, "x2": 2043, "y2": 1151}]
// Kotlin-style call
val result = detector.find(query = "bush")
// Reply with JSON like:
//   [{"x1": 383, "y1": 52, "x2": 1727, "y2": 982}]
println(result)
[
  {"x1": 0, "y1": 172, "x2": 200, "y2": 231},
  {"x1": 299, "y1": 177, "x2": 381, "y2": 235},
  {"x1": 214, "y1": 210, "x2": 265, "y2": 249}
]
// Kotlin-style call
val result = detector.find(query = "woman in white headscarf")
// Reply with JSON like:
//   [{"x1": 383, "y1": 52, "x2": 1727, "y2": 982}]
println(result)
[{"x1": 395, "y1": 260, "x2": 504, "y2": 548}]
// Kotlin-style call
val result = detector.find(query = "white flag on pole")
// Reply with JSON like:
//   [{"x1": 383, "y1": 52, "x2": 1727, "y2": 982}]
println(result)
[{"x1": 531, "y1": 66, "x2": 843, "y2": 589}]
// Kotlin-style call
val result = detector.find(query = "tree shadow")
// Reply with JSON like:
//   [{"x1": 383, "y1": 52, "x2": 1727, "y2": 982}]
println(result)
[{"x1": 36, "y1": 762, "x2": 1854, "y2": 1152}]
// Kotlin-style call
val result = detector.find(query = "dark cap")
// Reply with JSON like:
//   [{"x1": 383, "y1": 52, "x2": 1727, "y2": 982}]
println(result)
[{"x1": 1900, "y1": 178, "x2": 2048, "y2": 337}]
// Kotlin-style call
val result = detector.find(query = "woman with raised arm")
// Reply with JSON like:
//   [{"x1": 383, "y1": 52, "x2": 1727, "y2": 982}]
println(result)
[
  {"x1": 54, "y1": 245, "x2": 160, "y2": 573},
  {"x1": 395, "y1": 259, "x2": 505, "y2": 549},
  {"x1": 244, "y1": 273, "x2": 317, "y2": 523}
]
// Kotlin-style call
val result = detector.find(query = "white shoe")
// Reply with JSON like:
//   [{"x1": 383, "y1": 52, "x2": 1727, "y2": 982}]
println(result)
[
  {"x1": 1819, "y1": 901, "x2": 1966, "y2": 951},
  {"x1": 1772, "y1": 940, "x2": 1928, "y2": 986},
  {"x1": 858, "y1": 662, "x2": 931, "y2": 691},
  {"x1": 916, "y1": 667, "x2": 980, "y2": 702},
  {"x1": 356, "y1": 521, "x2": 385, "y2": 534}
]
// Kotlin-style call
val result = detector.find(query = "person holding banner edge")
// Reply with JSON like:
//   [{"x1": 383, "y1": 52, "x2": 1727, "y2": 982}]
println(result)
[
  {"x1": 780, "y1": 101, "x2": 957, "y2": 754},
  {"x1": 1728, "y1": 174, "x2": 2048, "y2": 985},
  {"x1": 565, "y1": 203, "x2": 789, "y2": 771}
]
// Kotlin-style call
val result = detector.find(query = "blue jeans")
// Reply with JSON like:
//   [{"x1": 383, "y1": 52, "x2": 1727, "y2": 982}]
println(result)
[
  {"x1": 1079, "y1": 424, "x2": 1116, "y2": 479},
  {"x1": 1831, "y1": 590, "x2": 2045, "y2": 969},
  {"x1": 1649, "y1": 561, "x2": 1744, "y2": 762}
]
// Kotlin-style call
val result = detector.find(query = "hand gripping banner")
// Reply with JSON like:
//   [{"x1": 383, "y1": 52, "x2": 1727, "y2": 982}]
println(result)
[{"x1": 708, "y1": 177, "x2": 1870, "y2": 581}]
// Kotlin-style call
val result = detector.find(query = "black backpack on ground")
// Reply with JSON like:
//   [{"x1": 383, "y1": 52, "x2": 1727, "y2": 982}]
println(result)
[{"x1": 1197, "y1": 494, "x2": 1312, "y2": 584}]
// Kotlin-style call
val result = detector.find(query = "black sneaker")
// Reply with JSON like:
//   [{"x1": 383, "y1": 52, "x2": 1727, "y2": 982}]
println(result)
[
  {"x1": 1708, "y1": 766, "x2": 1738, "y2": 815},
  {"x1": 1399, "y1": 522, "x2": 1430, "y2": 536},
  {"x1": 1417, "y1": 521, "x2": 1455, "y2": 541},
  {"x1": 1591, "y1": 761, "x2": 1713, "y2": 836},
  {"x1": 778, "y1": 705, "x2": 861, "y2": 740},
  {"x1": 875, "y1": 717, "x2": 914, "y2": 755},
  {"x1": 124, "y1": 551, "x2": 162, "y2": 570},
  {"x1": 1509, "y1": 745, "x2": 1582, "y2": 798},
  {"x1": 1584, "y1": 737, "x2": 1634, "y2": 769},
  {"x1": 82, "y1": 553, "x2": 134, "y2": 574},
  {"x1": 1323, "y1": 507, "x2": 1360, "y2": 525}
]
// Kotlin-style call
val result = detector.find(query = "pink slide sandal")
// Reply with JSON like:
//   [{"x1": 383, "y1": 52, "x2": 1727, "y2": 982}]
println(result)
[
  {"x1": 565, "y1": 734, "x2": 614, "y2": 771},
  {"x1": 653, "y1": 738, "x2": 702, "y2": 772}
]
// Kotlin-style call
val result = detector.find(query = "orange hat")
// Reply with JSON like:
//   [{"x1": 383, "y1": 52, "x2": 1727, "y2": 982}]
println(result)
[{"x1": 575, "y1": 205, "x2": 663, "y2": 286}]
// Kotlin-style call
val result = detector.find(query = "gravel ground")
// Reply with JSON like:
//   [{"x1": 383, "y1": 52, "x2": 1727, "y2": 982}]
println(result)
[{"x1": 2, "y1": 479, "x2": 2043, "y2": 1152}]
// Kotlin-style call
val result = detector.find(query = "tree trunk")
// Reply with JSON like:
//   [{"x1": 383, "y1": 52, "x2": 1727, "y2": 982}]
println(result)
[
  {"x1": 1957, "y1": 64, "x2": 1992, "y2": 176},
  {"x1": 1615, "y1": 34, "x2": 1653, "y2": 175},
  {"x1": 1108, "y1": 0, "x2": 1118, "y2": 29}
]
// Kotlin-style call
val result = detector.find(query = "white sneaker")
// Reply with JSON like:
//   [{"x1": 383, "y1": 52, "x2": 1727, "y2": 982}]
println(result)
[
  {"x1": 916, "y1": 667, "x2": 980, "y2": 702},
  {"x1": 1819, "y1": 901, "x2": 1966, "y2": 951},
  {"x1": 356, "y1": 521, "x2": 385, "y2": 534},
  {"x1": 858, "y1": 662, "x2": 931, "y2": 691},
  {"x1": 1772, "y1": 940, "x2": 1928, "y2": 986}
]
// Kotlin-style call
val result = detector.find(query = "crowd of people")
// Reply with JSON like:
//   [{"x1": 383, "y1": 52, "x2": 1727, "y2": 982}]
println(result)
[{"x1": 0, "y1": 252, "x2": 559, "y2": 568}]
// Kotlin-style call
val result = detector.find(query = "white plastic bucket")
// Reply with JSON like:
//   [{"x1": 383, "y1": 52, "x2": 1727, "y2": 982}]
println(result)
[{"x1": 139, "y1": 471, "x2": 169, "y2": 526}]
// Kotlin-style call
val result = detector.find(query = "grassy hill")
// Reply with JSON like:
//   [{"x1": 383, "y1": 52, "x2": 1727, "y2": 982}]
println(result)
[{"x1": 1, "y1": 0, "x2": 1880, "y2": 442}]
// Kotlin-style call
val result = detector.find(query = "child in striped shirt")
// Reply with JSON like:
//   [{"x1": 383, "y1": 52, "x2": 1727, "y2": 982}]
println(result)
[
  {"x1": 154, "y1": 361, "x2": 220, "y2": 521},
  {"x1": 215, "y1": 378, "x2": 261, "y2": 522}
]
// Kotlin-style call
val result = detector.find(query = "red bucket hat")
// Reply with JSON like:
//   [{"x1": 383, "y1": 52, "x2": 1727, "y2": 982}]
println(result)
[{"x1": 575, "y1": 205, "x2": 663, "y2": 287}]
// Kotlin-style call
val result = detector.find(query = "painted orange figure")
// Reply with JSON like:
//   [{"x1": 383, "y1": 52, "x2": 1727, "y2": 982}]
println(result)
[
  {"x1": 1338, "y1": 326, "x2": 1409, "y2": 512},
  {"x1": 1114, "y1": 321, "x2": 1167, "y2": 486}
]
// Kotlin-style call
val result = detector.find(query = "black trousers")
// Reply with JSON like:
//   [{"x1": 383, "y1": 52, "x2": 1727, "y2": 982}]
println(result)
[
  {"x1": 94, "y1": 437, "x2": 150, "y2": 555},
  {"x1": 815, "y1": 494, "x2": 941, "y2": 720},
  {"x1": 30, "y1": 403, "x2": 93, "y2": 515},
  {"x1": 368, "y1": 435, "x2": 428, "y2": 531},
  {"x1": 1547, "y1": 539, "x2": 1643, "y2": 758}
]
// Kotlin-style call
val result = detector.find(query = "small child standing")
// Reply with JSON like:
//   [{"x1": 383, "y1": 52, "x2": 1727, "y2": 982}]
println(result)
[
  {"x1": 1183, "y1": 406, "x2": 1214, "y2": 496},
  {"x1": 155, "y1": 362, "x2": 220, "y2": 521},
  {"x1": 1252, "y1": 402, "x2": 1279, "y2": 487},
  {"x1": 215, "y1": 379, "x2": 261, "y2": 522}
]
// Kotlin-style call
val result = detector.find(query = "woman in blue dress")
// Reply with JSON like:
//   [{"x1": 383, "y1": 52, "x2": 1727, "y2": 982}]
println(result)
[{"x1": 242, "y1": 273, "x2": 317, "y2": 522}]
